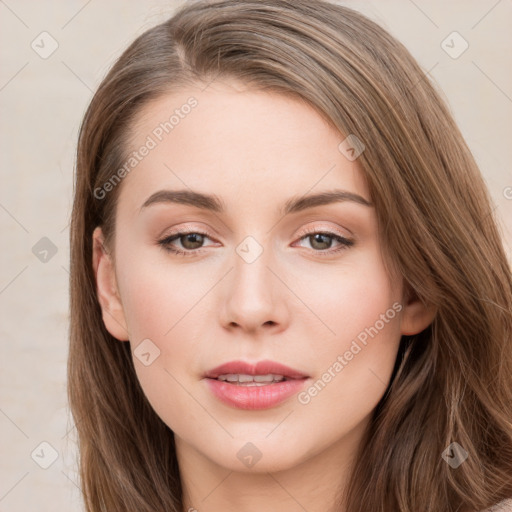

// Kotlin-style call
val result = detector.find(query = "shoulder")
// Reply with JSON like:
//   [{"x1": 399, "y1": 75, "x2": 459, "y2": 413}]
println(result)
[{"x1": 483, "y1": 499, "x2": 512, "y2": 512}]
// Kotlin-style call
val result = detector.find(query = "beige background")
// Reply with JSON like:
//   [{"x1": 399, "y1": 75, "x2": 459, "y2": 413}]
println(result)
[{"x1": 0, "y1": 1, "x2": 511, "y2": 510}]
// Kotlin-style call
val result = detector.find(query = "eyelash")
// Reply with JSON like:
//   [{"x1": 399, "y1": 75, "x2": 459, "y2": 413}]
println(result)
[{"x1": 158, "y1": 227, "x2": 354, "y2": 258}]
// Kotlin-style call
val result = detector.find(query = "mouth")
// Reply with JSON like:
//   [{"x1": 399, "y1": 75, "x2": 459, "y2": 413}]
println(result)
[
  {"x1": 204, "y1": 359, "x2": 309, "y2": 381},
  {"x1": 214, "y1": 373, "x2": 292, "y2": 386},
  {"x1": 203, "y1": 360, "x2": 309, "y2": 410}
]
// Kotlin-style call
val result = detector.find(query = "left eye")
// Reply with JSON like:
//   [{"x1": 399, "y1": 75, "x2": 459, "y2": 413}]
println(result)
[
  {"x1": 294, "y1": 231, "x2": 354, "y2": 252},
  {"x1": 158, "y1": 230, "x2": 354, "y2": 256}
]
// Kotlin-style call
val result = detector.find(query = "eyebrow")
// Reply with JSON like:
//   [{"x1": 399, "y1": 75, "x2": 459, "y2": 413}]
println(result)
[{"x1": 140, "y1": 188, "x2": 373, "y2": 215}]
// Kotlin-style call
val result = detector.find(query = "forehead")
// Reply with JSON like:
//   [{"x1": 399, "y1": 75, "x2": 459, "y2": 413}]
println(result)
[{"x1": 117, "y1": 80, "x2": 370, "y2": 216}]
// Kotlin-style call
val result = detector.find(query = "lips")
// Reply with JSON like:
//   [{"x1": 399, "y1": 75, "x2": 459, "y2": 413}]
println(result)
[
  {"x1": 204, "y1": 360, "x2": 308, "y2": 380},
  {"x1": 203, "y1": 360, "x2": 310, "y2": 410}
]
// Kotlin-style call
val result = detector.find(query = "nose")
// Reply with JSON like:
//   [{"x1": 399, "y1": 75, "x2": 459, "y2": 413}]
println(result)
[{"x1": 219, "y1": 245, "x2": 289, "y2": 335}]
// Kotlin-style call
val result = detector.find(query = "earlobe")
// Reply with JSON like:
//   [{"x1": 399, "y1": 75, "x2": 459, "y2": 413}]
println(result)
[
  {"x1": 400, "y1": 287, "x2": 437, "y2": 336},
  {"x1": 92, "y1": 226, "x2": 130, "y2": 342}
]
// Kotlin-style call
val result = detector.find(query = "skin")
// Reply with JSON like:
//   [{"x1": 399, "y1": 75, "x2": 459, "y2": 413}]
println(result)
[{"x1": 92, "y1": 79, "x2": 436, "y2": 512}]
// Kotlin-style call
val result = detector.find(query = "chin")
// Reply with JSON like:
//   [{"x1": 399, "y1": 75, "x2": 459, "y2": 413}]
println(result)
[{"x1": 202, "y1": 435, "x2": 313, "y2": 474}]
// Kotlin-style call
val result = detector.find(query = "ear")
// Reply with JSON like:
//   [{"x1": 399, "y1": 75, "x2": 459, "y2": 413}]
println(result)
[
  {"x1": 92, "y1": 226, "x2": 130, "y2": 341},
  {"x1": 400, "y1": 286, "x2": 437, "y2": 336}
]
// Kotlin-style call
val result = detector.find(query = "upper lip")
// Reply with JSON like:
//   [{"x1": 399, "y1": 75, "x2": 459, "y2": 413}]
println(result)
[{"x1": 204, "y1": 360, "x2": 309, "y2": 380}]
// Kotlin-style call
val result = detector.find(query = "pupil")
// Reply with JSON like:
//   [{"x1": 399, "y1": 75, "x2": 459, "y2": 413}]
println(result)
[
  {"x1": 311, "y1": 233, "x2": 331, "y2": 250},
  {"x1": 183, "y1": 233, "x2": 203, "y2": 249}
]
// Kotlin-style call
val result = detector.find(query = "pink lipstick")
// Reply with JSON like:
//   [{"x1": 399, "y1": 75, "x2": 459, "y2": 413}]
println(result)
[{"x1": 203, "y1": 360, "x2": 309, "y2": 410}]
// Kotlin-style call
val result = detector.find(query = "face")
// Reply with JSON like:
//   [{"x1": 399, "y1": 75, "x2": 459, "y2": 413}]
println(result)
[{"x1": 93, "y1": 79, "x2": 434, "y2": 475}]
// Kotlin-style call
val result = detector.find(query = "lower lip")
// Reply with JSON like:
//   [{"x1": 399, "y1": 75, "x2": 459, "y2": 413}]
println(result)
[{"x1": 205, "y1": 378, "x2": 309, "y2": 410}]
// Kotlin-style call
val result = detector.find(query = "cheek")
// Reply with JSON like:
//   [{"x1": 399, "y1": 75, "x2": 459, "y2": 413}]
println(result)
[
  {"x1": 295, "y1": 249, "x2": 402, "y2": 419},
  {"x1": 297, "y1": 248, "x2": 400, "y2": 356},
  {"x1": 114, "y1": 251, "x2": 207, "y2": 419},
  {"x1": 118, "y1": 266, "x2": 201, "y2": 432},
  {"x1": 115, "y1": 244, "x2": 195, "y2": 340}
]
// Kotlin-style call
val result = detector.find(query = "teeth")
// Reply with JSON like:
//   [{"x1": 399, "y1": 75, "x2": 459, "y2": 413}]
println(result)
[
  {"x1": 253, "y1": 374, "x2": 277, "y2": 383},
  {"x1": 217, "y1": 373, "x2": 286, "y2": 385}
]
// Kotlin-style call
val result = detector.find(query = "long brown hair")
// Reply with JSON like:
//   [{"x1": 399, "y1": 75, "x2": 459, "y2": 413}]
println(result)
[{"x1": 68, "y1": 1, "x2": 512, "y2": 510}]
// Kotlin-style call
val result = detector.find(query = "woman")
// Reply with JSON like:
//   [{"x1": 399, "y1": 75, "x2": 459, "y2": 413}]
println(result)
[{"x1": 67, "y1": 1, "x2": 512, "y2": 510}]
